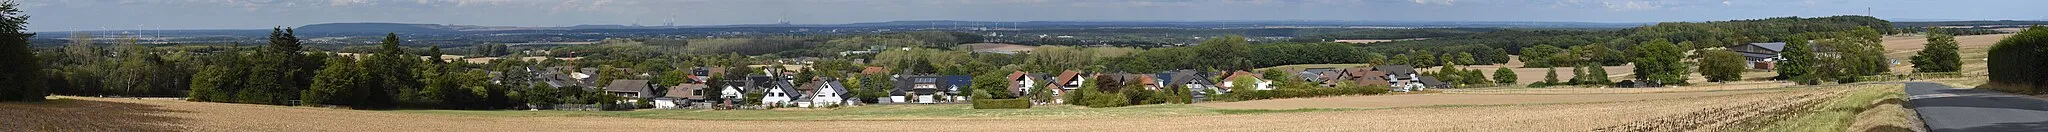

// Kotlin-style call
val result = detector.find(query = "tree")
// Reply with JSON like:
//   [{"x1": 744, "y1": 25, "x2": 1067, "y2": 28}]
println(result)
[
  {"x1": 1632, "y1": 39, "x2": 1690, "y2": 85},
  {"x1": 1520, "y1": 45, "x2": 1565, "y2": 67},
  {"x1": 1700, "y1": 49, "x2": 1746, "y2": 82},
  {"x1": 357, "y1": 33, "x2": 417, "y2": 108},
  {"x1": 303, "y1": 57, "x2": 365, "y2": 106},
  {"x1": 970, "y1": 71, "x2": 1014, "y2": 99},
  {"x1": 1436, "y1": 61, "x2": 1462, "y2": 85},
  {"x1": 1780, "y1": 35, "x2": 1819, "y2": 84},
  {"x1": 1455, "y1": 52, "x2": 1476, "y2": 65},
  {"x1": 1364, "y1": 53, "x2": 1387, "y2": 66},
  {"x1": 0, "y1": 1, "x2": 44, "y2": 102},
  {"x1": 1494, "y1": 67, "x2": 1517, "y2": 85},
  {"x1": 1583, "y1": 64, "x2": 1610, "y2": 84},
  {"x1": 1913, "y1": 27, "x2": 1962, "y2": 73},
  {"x1": 1390, "y1": 54, "x2": 1411, "y2": 66},
  {"x1": 1196, "y1": 36, "x2": 1251, "y2": 70}
]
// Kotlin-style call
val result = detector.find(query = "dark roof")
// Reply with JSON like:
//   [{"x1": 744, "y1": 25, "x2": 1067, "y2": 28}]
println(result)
[
  {"x1": 1750, "y1": 42, "x2": 1787, "y2": 52},
  {"x1": 941, "y1": 75, "x2": 972, "y2": 94},
  {"x1": 1372, "y1": 65, "x2": 1418, "y2": 79},
  {"x1": 1417, "y1": 77, "x2": 1446, "y2": 87},
  {"x1": 603, "y1": 80, "x2": 653, "y2": 93}
]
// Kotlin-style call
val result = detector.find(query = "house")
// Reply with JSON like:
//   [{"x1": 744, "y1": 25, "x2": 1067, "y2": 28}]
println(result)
[
  {"x1": 1371, "y1": 65, "x2": 1424, "y2": 92},
  {"x1": 1047, "y1": 70, "x2": 1086, "y2": 99},
  {"x1": 1005, "y1": 71, "x2": 1038, "y2": 97},
  {"x1": 759, "y1": 80, "x2": 799, "y2": 106},
  {"x1": 602, "y1": 80, "x2": 655, "y2": 104},
  {"x1": 654, "y1": 83, "x2": 709, "y2": 109},
  {"x1": 941, "y1": 75, "x2": 973, "y2": 101},
  {"x1": 1729, "y1": 42, "x2": 1788, "y2": 70},
  {"x1": 1220, "y1": 71, "x2": 1274, "y2": 91},
  {"x1": 1160, "y1": 70, "x2": 1217, "y2": 101},
  {"x1": 798, "y1": 79, "x2": 849, "y2": 107},
  {"x1": 894, "y1": 75, "x2": 945, "y2": 103}
]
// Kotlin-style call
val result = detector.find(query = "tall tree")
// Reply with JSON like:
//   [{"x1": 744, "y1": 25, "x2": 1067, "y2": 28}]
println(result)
[
  {"x1": 359, "y1": 33, "x2": 417, "y2": 108},
  {"x1": 0, "y1": 1, "x2": 44, "y2": 102},
  {"x1": 1632, "y1": 39, "x2": 1689, "y2": 85},
  {"x1": 1542, "y1": 67, "x2": 1560, "y2": 85},
  {"x1": 1913, "y1": 27, "x2": 1962, "y2": 73},
  {"x1": 1779, "y1": 35, "x2": 1818, "y2": 84},
  {"x1": 1196, "y1": 36, "x2": 1250, "y2": 70}
]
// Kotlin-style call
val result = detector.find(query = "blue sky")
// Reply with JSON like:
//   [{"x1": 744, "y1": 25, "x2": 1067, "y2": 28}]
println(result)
[{"x1": 16, "y1": 0, "x2": 2044, "y2": 32}]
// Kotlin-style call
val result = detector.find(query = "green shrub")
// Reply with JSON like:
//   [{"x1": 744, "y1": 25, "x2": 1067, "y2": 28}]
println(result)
[
  {"x1": 1988, "y1": 26, "x2": 2048, "y2": 94},
  {"x1": 971, "y1": 98, "x2": 1032, "y2": 109}
]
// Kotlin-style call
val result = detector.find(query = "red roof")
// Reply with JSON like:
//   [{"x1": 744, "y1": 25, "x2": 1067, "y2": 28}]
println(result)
[
  {"x1": 1051, "y1": 70, "x2": 1082, "y2": 85},
  {"x1": 1006, "y1": 71, "x2": 1029, "y2": 81},
  {"x1": 861, "y1": 66, "x2": 888, "y2": 75}
]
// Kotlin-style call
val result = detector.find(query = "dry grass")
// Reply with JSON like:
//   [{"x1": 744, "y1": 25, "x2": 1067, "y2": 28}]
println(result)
[
  {"x1": 1441, "y1": 81, "x2": 1795, "y2": 94},
  {"x1": 1195, "y1": 89, "x2": 1780, "y2": 109}
]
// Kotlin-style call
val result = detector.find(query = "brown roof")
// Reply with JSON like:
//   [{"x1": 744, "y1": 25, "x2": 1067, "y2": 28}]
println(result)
[
  {"x1": 667, "y1": 84, "x2": 708, "y2": 99},
  {"x1": 861, "y1": 66, "x2": 889, "y2": 75},
  {"x1": 1051, "y1": 70, "x2": 1082, "y2": 85},
  {"x1": 1006, "y1": 71, "x2": 1029, "y2": 81},
  {"x1": 1223, "y1": 71, "x2": 1261, "y2": 82},
  {"x1": 796, "y1": 80, "x2": 823, "y2": 91}
]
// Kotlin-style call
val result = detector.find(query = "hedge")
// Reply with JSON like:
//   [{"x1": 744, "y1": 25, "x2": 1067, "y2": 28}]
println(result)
[
  {"x1": 1228, "y1": 86, "x2": 1390, "y2": 101},
  {"x1": 972, "y1": 98, "x2": 1032, "y2": 109},
  {"x1": 1987, "y1": 26, "x2": 2048, "y2": 94}
]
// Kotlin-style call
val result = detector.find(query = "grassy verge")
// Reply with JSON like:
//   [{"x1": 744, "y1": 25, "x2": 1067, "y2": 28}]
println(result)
[{"x1": 1756, "y1": 84, "x2": 1909, "y2": 131}]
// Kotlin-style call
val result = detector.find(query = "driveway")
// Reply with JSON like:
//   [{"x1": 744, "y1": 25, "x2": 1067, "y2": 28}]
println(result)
[{"x1": 1906, "y1": 82, "x2": 2048, "y2": 132}]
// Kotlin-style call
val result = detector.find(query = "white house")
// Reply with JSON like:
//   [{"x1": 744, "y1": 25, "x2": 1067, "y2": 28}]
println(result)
[
  {"x1": 720, "y1": 85, "x2": 743, "y2": 102},
  {"x1": 804, "y1": 80, "x2": 848, "y2": 107},
  {"x1": 1220, "y1": 71, "x2": 1274, "y2": 91}
]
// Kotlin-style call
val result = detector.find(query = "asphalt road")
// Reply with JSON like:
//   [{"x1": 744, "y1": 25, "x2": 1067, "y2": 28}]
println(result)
[{"x1": 1906, "y1": 82, "x2": 2048, "y2": 132}]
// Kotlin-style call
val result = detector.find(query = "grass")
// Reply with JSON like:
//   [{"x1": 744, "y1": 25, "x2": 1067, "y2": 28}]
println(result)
[
  {"x1": 394, "y1": 104, "x2": 1264, "y2": 121},
  {"x1": 1756, "y1": 84, "x2": 1907, "y2": 131}
]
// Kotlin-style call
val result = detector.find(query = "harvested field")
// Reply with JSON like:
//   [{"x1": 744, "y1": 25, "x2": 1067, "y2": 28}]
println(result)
[
  {"x1": 1441, "y1": 81, "x2": 1795, "y2": 95},
  {"x1": 1195, "y1": 89, "x2": 1780, "y2": 109},
  {"x1": 3, "y1": 87, "x2": 1834, "y2": 131}
]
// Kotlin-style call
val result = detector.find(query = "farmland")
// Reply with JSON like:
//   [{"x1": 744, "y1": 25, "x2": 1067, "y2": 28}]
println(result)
[{"x1": 4, "y1": 82, "x2": 1911, "y2": 131}]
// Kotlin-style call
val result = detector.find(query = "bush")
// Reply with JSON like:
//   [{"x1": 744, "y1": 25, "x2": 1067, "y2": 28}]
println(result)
[
  {"x1": 1229, "y1": 85, "x2": 1389, "y2": 100},
  {"x1": 972, "y1": 98, "x2": 1033, "y2": 109},
  {"x1": 1987, "y1": 26, "x2": 2048, "y2": 94}
]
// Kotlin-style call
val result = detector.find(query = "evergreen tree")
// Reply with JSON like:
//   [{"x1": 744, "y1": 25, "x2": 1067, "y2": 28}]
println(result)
[
  {"x1": 1585, "y1": 64, "x2": 1611, "y2": 84},
  {"x1": 1543, "y1": 67, "x2": 1560, "y2": 85},
  {"x1": 359, "y1": 33, "x2": 417, "y2": 108},
  {"x1": 0, "y1": 1, "x2": 44, "y2": 102},
  {"x1": 1913, "y1": 27, "x2": 1962, "y2": 73},
  {"x1": 1632, "y1": 39, "x2": 1690, "y2": 85},
  {"x1": 1779, "y1": 35, "x2": 1819, "y2": 84}
]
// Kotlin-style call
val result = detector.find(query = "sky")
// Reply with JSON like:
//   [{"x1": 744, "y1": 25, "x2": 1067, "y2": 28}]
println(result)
[{"x1": 15, "y1": 0, "x2": 2045, "y2": 32}]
